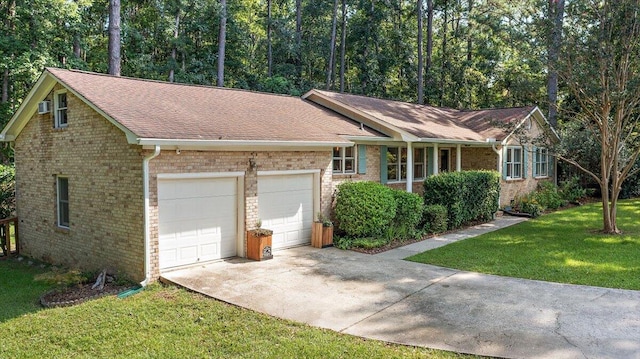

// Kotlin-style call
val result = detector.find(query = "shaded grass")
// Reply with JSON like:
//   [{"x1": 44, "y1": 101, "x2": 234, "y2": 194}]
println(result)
[
  {"x1": 408, "y1": 199, "x2": 640, "y2": 290},
  {"x1": 0, "y1": 260, "x2": 480, "y2": 359},
  {"x1": 0, "y1": 259, "x2": 56, "y2": 322}
]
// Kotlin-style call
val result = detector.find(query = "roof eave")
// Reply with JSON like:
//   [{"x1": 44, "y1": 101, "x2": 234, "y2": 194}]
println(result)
[
  {"x1": 137, "y1": 138, "x2": 354, "y2": 151},
  {"x1": 1, "y1": 70, "x2": 56, "y2": 142}
]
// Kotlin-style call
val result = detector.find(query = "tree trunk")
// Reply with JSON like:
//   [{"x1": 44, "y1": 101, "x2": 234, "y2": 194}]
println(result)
[
  {"x1": 439, "y1": 0, "x2": 448, "y2": 106},
  {"x1": 339, "y1": 0, "x2": 347, "y2": 92},
  {"x1": 417, "y1": 0, "x2": 424, "y2": 104},
  {"x1": 466, "y1": 0, "x2": 472, "y2": 63},
  {"x1": 326, "y1": 0, "x2": 339, "y2": 90},
  {"x1": 108, "y1": 0, "x2": 122, "y2": 76},
  {"x1": 425, "y1": 0, "x2": 433, "y2": 103},
  {"x1": 296, "y1": 0, "x2": 302, "y2": 80},
  {"x1": 547, "y1": 0, "x2": 564, "y2": 127},
  {"x1": 169, "y1": 7, "x2": 181, "y2": 82},
  {"x1": 267, "y1": 0, "x2": 273, "y2": 77},
  {"x1": 1, "y1": 69, "x2": 8, "y2": 104},
  {"x1": 217, "y1": 0, "x2": 226, "y2": 87}
]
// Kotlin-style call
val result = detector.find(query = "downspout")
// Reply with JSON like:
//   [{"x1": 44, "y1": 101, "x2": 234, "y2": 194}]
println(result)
[
  {"x1": 490, "y1": 141, "x2": 503, "y2": 209},
  {"x1": 140, "y1": 145, "x2": 161, "y2": 287}
]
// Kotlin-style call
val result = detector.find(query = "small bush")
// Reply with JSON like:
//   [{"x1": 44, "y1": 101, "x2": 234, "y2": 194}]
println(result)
[
  {"x1": 533, "y1": 181, "x2": 565, "y2": 210},
  {"x1": 559, "y1": 176, "x2": 588, "y2": 202},
  {"x1": 513, "y1": 194, "x2": 543, "y2": 217},
  {"x1": 334, "y1": 181, "x2": 397, "y2": 238},
  {"x1": 422, "y1": 204, "x2": 448, "y2": 233},
  {"x1": 391, "y1": 190, "x2": 423, "y2": 240}
]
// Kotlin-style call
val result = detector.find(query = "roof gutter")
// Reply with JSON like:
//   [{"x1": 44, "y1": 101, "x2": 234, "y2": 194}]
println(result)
[
  {"x1": 136, "y1": 138, "x2": 354, "y2": 149},
  {"x1": 140, "y1": 145, "x2": 161, "y2": 287}
]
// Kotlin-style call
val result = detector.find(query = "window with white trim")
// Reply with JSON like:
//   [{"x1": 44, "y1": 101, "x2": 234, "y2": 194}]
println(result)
[
  {"x1": 57, "y1": 177, "x2": 70, "y2": 228},
  {"x1": 54, "y1": 90, "x2": 68, "y2": 128},
  {"x1": 387, "y1": 147, "x2": 427, "y2": 182},
  {"x1": 333, "y1": 147, "x2": 355, "y2": 174},
  {"x1": 534, "y1": 147, "x2": 549, "y2": 177},
  {"x1": 506, "y1": 146, "x2": 523, "y2": 179},
  {"x1": 413, "y1": 148, "x2": 426, "y2": 180}
]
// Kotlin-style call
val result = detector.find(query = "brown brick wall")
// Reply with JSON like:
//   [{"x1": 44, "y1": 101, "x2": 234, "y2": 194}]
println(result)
[
  {"x1": 147, "y1": 150, "x2": 333, "y2": 279},
  {"x1": 14, "y1": 86, "x2": 145, "y2": 281}
]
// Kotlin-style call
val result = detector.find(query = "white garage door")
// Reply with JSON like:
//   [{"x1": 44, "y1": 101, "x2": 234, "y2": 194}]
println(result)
[
  {"x1": 158, "y1": 176, "x2": 238, "y2": 270},
  {"x1": 258, "y1": 173, "x2": 314, "y2": 249}
]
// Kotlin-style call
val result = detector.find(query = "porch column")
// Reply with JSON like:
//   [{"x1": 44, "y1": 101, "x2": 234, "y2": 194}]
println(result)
[
  {"x1": 456, "y1": 144, "x2": 462, "y2": 172},
  {"x1": 406, "y1": 141, "x2": 413, "y2": 192},
  {"x1": 432, "y1": 143, "x2": 439, "y2": 175}
]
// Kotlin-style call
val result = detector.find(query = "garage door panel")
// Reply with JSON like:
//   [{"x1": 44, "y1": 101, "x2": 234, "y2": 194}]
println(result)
[
  {"x1": 159, "y1": 176, "x2": 238, "y2": 270},
  {"x1": 258, "y1": 173, "x2": 314, "y2": 249}
]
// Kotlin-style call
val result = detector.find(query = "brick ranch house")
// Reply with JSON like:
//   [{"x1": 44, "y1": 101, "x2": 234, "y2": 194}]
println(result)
[{"x1": 1, "y1": 68, "x2": 558, "y2": 283}]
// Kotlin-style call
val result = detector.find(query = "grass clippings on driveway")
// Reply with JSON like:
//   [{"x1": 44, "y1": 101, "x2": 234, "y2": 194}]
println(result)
[
  {"x1": 0, "y1": 259, "x2": 481, "y2": 359},
  {"x1": 408, "y1": 199, "x2": 640, "y2": 290}
]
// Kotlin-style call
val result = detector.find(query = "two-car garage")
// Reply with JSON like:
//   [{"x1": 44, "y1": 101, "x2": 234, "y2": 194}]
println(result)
[{"x1": 157, "y1": 171, "x2": 318, "y2": 271}]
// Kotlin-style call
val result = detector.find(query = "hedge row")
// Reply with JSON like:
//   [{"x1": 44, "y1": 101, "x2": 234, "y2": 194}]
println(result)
[
  {"x1": 423, "y1": 170, "x2": 500, "y2": 230},
  {"x1": 334, "y1": 181, "x2": 424, "y2": 239}
]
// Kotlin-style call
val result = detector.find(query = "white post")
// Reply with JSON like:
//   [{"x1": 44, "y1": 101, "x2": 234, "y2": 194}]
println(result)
[
  {"x1": 456, "y1": 144, "x2": 462, "y2": 172},
  {"x1": 433, "y1": 143, "x2": 439, "y2": 175},
  {"x1": 406, "y1": 142, "x2": 413, "y2": 192}
]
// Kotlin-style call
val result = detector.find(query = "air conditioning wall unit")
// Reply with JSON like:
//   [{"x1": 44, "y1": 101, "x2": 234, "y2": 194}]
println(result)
[{"x1": 38, "y1": 101, "x2": 51, "y2": 114}]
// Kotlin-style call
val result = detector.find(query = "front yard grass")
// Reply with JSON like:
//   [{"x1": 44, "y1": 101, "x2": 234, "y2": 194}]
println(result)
[
  {"x1": 407, "y1": 199, "x2": 640, "y2": 290},
  {"x1": 0, "y1": 259, "x2": 479, "y2": 359}
]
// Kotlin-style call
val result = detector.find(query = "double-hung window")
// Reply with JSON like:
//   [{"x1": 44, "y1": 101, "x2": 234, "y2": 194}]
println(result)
[
  {"x1": 534, "y1": 147, "x2": 549, "y2": 177},
  {"x1": 54, "y1": 90, "x2": 68, "y2": 128},
  {"x1": 333, "y1": 147, "x2": 355, "y2": 174},
  {"x1": 413, "y1": 148, "x2": 426, "y2": 180},
  {"x1": 506, "y1": 146, "x2": 523, "y2": 180},
  {"x1": 387, "y1": 147, "x2": 427, "y2": 182},
  {"x1": 57, "y1": 177, "x2": 69, "y2": 228}
]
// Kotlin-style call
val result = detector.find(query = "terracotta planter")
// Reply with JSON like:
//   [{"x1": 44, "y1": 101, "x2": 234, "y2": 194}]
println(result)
[{"x1": 246, "y1": 231, "x2": 273, "y2": 261}]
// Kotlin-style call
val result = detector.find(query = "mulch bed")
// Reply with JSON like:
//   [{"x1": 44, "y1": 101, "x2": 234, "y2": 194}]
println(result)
[{"x1": 40, "y1": 282, "x2": 132, "y2": 308}]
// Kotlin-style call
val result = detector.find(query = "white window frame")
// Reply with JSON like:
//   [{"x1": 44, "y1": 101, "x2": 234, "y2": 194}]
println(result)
[
  {"x1": 534, "y1": 147, "x2": 549, "y2": 178},
  {"x1": 332, "y1": 147, "x2": 356, "y2": 174},
  {"x1": 387, "y1": 147, "x2": 427, "y2": 182},
  {"x1": 57, "y1": 176, "x2": 70, "y2": 228},
  {"x1": 506, "y1": 146, "x2": 523, "y2": 180},
  {"x1": 54, "y1": 90, "x2": 68, "y2": 128},
  {"x1": 413, "y1": 147, "x2": 426, "y2": 180}
]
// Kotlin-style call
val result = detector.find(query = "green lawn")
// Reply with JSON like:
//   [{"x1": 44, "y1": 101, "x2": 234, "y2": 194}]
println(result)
[
  {"x1": 408, "y1": 199, "x2": 640, "y2": 290},
  {"x1": 0, "y1": 259, "x2": 479, "y2": 359}
]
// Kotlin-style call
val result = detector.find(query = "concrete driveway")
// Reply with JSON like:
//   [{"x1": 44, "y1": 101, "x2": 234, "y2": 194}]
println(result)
[{"x1": 161, "y1": 218, "x2": 640, "y2": 359}]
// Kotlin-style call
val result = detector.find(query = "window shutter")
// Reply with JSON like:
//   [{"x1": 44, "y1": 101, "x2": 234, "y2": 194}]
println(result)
[
  {"x1": 532, "y1": 146, "x2": 538, "y2": 177},
  {"x1": 358, "y1": 144, "x2": 367, "y2": 174},
  {"x1": 380, "y1": 146, "x2": 388, "y2": 184},
  {"x1": 427, "y1": 147, "x2": 434, "y2": 176},
  {"x1": 523, "y1": 146, "x2": 528, "y2": 179},
  {"x1": 502, "y1": 147, "x2": 508, "y2": 180},
  {"x1": 549, "y1": 154, "x2": 555, "y2": 179}
]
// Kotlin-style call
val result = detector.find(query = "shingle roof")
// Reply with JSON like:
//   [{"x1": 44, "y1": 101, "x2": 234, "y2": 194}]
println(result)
[
  {"x1": 310, "y1": 90, "x2": 536, "y2": 142},
  {"x1": 46, "y1": 68, "x2": 380, "y2": 143}
]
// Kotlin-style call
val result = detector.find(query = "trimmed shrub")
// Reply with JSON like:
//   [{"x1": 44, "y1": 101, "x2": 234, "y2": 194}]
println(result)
[
  {"x1": 334, "y1": 181, "x2": 397, "y2": 238},
  {"x1": 422, "y1": 204, "x2": 448, "y2": 234},
  {"x1": 423, "y1": 170, "x2": 500, "y2": 230},
  {"x1": 391, "y1": 190, "x2": 423, "y2": 239}
]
